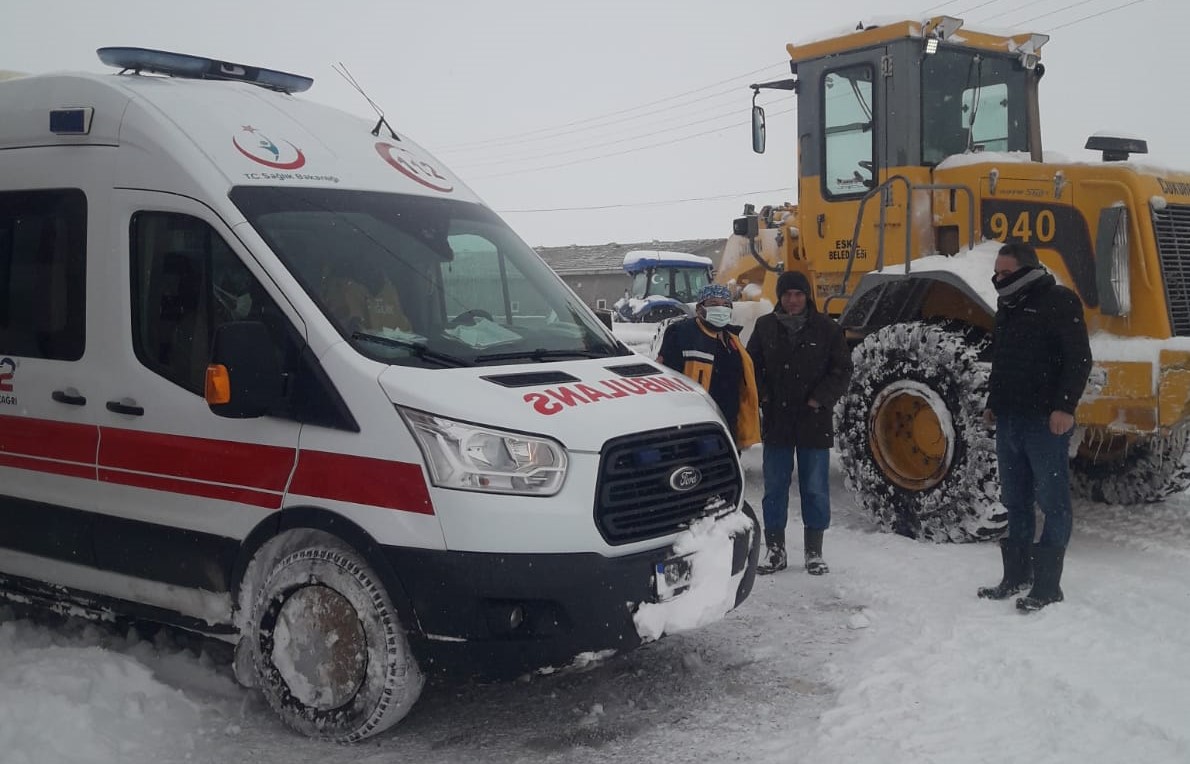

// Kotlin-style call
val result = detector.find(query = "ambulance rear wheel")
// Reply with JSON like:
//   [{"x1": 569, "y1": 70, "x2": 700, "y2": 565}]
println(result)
[{"x1": 249, "y1": 539, "x2": 424, "y2": 741}]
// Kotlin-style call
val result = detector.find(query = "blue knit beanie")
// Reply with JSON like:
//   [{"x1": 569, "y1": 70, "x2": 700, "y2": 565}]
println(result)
[{"x1": 697, "y1": 283, "x2": 733, "y2": 304}]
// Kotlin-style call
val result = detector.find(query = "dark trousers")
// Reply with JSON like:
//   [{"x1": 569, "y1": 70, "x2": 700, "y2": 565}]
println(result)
[
  {"x1": 995, "y1": 413, "x2": 1074, "y2": 547},
  {"x1": 761, "y1": 445, "x2": 831, "y2": 533}
]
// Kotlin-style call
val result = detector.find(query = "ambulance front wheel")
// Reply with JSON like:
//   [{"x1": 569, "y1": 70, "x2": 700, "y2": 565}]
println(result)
[{"x1": 248, "y1": 537, "x2": 425, "y2": 741}]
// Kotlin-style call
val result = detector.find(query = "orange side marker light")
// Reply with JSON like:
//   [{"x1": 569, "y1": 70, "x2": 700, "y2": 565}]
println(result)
[{"x1": 205, "y1": 364, "x2": 231, "y2": 405}]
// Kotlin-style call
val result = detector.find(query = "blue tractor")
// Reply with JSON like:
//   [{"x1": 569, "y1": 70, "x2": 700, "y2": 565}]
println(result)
[{"x1": 613, "y1": 250, "x2": 715, "y2": 322}]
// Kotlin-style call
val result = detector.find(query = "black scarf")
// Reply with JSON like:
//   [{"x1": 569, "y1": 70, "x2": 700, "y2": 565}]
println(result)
[
  {"x1": 995, "y1": 267, "x2": 1052, "y2": 308},
  {"x1": 776, "y1": 311, "x2": 808, "y2": 338}
]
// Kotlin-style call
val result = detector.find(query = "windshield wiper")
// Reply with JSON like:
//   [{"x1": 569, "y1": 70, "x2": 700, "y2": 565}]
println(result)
[
  {"x1": 475, "y1": 347, "x2": 621, "y2": 363},
  {"x1": 351, "y1": 331, "x2": 468, "y2": 367}
]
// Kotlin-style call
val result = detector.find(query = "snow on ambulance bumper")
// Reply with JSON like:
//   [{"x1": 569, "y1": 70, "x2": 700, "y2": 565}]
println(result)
[{"x1": 384, "y1": 504, "x2": 760, "y2": 679}]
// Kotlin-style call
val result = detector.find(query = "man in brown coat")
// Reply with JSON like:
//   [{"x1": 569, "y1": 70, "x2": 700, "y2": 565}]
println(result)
[{"x1": 746, "y1": 271, "x2": 852, "y2": 574}]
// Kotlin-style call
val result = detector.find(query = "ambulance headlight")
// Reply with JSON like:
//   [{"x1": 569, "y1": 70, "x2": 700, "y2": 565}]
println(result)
[{"x1": 398, "y1": 408, "x2": 567, "y2": 496}]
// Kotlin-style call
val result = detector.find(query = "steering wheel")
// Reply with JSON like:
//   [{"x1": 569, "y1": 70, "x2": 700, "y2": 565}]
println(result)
[{"x1": 447, "y1": 308, "x2": 494, "y2": 327}]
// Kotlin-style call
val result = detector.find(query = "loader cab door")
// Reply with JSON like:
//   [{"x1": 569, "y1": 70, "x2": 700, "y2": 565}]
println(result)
[{"x1": 796, "y1": 50, "x2": 892, "y2": 302}]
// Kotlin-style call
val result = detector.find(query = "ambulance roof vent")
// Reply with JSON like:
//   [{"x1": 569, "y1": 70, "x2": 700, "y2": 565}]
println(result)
[{"x1": 96, "y1": 47, "x2": 312, "y2": 93}]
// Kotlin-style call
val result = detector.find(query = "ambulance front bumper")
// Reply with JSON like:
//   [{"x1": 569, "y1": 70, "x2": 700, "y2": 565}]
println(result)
[{"x1": 383, "y1": 504, "x2": 759, "y2": 680}]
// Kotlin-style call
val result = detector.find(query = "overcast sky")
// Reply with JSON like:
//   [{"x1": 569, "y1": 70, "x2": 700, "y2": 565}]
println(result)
[{"x1": 4, "y1": 0, "x2": 1185, "y2": 247}]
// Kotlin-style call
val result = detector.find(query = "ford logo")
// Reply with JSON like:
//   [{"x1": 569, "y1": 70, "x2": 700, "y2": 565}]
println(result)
[{"x1": 669, "y1": 466, "x2": 702, "y2": 492}]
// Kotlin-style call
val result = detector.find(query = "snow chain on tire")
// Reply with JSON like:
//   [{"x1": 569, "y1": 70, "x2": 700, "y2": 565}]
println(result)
[
  {"x1": 1072, "y1": 432, "x2": 1190, "y2": 505},
  {"x1": 249, "y1": 539, "x2": 424, "y2": 741},
  {"x1": 835, "y1": 321, "x2": 1006, "y2": 542}
]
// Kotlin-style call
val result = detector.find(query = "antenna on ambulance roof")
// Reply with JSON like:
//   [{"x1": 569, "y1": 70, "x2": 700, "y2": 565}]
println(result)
[{"x1": 333, "y1": 62, "x2": 398, "y2": 141}]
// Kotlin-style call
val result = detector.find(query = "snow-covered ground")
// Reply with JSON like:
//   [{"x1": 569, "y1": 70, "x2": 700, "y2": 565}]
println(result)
[{"x1": 3, "y1": 447, "x2": 1190, "y2": 764}]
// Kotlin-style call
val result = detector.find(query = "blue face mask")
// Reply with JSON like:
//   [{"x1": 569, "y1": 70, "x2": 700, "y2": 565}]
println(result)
[{"x1": 702, "y1": 305, "x2": 732, "y2": 328}]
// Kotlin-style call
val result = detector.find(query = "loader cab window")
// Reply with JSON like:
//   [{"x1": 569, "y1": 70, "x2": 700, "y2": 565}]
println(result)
[
  {"x1": 921, "y1": 49, "x2": 1029, "y2": 166},
  {"x1": 823, "y1": 64, "x2": 876, "y2": 198}
]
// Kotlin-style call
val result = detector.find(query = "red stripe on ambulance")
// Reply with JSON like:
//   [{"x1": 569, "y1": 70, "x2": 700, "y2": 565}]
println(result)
[
  {"x1": 0, "y1": 414, "x2": 97, "y2": 463},
  {"x1": 0, "y1": 414, "x2": 433, "y2": 515},
  {"x1": 97, "y1": 467, "x2": 281, "y2": 509},
  {"x1": 290, "y1": 451, "x2": 433, "y2": 514},
  {"x1": 100, "y1": 427, "x2": 292, "y2": 491}
]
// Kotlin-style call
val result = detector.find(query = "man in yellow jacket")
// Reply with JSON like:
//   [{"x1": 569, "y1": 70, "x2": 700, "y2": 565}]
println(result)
[{"x1": 656, "y1": 284, "x2": 760, "y2": 449}]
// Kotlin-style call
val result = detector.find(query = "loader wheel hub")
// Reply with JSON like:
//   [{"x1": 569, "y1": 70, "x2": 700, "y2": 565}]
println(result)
[{"x1": 869, "y1": 381, "x2": 954, "y2": 490}]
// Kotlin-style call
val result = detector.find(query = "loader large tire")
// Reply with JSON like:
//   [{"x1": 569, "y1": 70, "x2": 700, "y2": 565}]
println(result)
[
  {"x1": 836, "y1": 322, "x2": 1005, "y2": 542},
  {"x1": 1072, "y1": 433, "x2": 1190, "y2": 505}
]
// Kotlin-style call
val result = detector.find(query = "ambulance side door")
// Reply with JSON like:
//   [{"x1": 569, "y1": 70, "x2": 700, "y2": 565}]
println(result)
[
  {"x1": 91, "y1": 191, "x2": 304, "y2": 599},
  {"x1": 0, "y1": 187, "x2": 98, "y2": 572}
]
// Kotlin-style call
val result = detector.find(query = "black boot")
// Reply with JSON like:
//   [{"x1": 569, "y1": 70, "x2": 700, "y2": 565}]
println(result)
[
  {"x1": 977, "y1": 538, "x2": 1033, "y2": 600},
  {"x1": 757, "y1": 529, "x2": 787, "y2": 575},
  {"x1": 804, "y1": 528, "x2": 829, "y2": 575},
  {"x1": 1017, "y1": 546, "x2": 1065, "y2": 612}
]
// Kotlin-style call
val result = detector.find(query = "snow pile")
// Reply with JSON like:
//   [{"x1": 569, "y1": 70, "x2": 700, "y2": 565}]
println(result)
[
  {"x1": 0, "y1": 616, "x2": 208, "y2": 764},
  {"x1": 633, "y1": 506, "x2": 754, "y2": 642},
  {"x1": 728, "y1": 298, "x2": 771, "y2": 345},
  {"x1": 1, "y1": 464, "x2": 1189, "y2": 762},
  {"x1": 876, "y1": 242, "x2": 1001, "y2": 310},
  {"x1": 805, "y1": 525, "x2": 1190, "y2": 764},
  {"x1": 611, "y1": 322, "x2": 662, "y2": 355},
  {"x1": 935, "y1": 150, "x2": 1034, "y2": 169}
]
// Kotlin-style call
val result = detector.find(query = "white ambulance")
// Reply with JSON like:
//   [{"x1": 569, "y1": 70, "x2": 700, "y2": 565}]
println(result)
[{"x1": 0, "y1": 48, "x2": 759, "y2": 740}]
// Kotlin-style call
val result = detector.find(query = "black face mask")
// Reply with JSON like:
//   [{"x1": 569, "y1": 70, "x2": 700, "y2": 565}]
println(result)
[{"x1": 992, "y1": 266, "x2": 1033, "y2": 290}]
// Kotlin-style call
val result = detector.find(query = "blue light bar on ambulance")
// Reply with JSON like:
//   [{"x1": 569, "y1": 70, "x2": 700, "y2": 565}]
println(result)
[{"x1": 96, "y1": 47, "x2": 313, "y2": 93}]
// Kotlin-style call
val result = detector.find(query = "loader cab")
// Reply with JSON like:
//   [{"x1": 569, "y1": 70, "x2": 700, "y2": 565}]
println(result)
[{"x1": 752, "y1": 18, "x2": 1045, "y2": 296}]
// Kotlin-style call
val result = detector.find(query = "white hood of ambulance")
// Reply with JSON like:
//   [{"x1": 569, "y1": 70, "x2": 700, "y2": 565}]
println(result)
[{"x1": 377, "y1": 358, "x2": 726, "y2": 452}]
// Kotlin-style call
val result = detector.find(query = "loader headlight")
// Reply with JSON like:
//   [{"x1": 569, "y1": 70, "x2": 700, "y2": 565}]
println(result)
[{"x1": 398, "y1": 408, "x2": 567, "y2": 496}]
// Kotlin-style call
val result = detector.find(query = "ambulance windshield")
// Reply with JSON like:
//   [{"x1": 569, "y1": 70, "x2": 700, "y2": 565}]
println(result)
[{"x1": 230, "y1": 187, "x2": 629, "y2": 368}]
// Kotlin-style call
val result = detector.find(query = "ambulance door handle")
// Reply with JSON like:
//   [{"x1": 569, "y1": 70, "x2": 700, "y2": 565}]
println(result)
[
  {"x1": 106, "y1": 399, "x2": 145, "y2": 417},
  {"x1": 52, "y1": 388, "x2": 87, "y2": 406}
]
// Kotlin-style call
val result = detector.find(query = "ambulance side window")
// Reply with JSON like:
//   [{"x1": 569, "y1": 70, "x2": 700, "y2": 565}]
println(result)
[
  {"x1": 130, "y1": 212, "x2": 289, "y2": 396},
  {"x1": 0, "y1": 189, "x2": 87, "y2": 360}
]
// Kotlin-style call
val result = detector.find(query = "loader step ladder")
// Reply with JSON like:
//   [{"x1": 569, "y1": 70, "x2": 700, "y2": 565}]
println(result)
[{"x1": 822, "y1": 175, "x2": 976, "y2": 315}]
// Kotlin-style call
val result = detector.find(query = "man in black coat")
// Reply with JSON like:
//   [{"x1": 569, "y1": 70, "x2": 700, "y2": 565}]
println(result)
[
  {"x1": 746, "y1": 270, "x2": 852, "y2": 575},
  {"x1": 978, "y1": 242, "x2": 1092, "y2": 612}
]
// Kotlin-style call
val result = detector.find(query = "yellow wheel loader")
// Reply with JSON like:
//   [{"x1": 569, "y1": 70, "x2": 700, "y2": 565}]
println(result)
[{"x1": 723, "y1": 17, "x2": 1190, "y2": 541}]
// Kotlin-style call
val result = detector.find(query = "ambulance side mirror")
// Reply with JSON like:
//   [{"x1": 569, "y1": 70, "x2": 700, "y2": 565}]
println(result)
[{"x1": 206, "y1": 321, "x2": 285, "y2": 418}]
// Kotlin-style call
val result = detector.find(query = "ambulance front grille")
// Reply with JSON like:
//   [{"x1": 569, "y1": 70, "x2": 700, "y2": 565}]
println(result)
[
  {"x1": 594, "y1": 424, "x2": 741, "y2": 545},
  {"x1": 1151, "y1": 204, "x2": 1190, "y2": 336}
]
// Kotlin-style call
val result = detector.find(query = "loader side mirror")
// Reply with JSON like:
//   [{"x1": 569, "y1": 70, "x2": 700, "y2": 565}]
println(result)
[{"x1": 752, "y1": 104, "x2": 767, "y2": 154}]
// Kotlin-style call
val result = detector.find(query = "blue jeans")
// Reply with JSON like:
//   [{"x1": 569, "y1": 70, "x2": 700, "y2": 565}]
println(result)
[
  {"x1": 761, "y1": 445, "x2": 831, "y2": 532},
  {"x1": 995, "y1": 413, "x2": 1074, "y2": 547}
]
